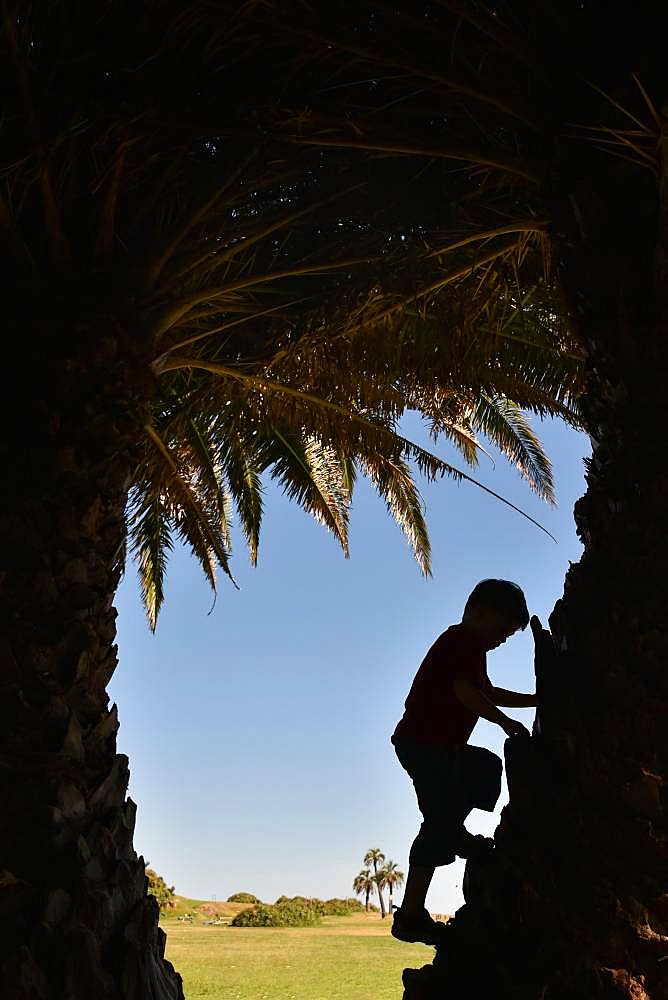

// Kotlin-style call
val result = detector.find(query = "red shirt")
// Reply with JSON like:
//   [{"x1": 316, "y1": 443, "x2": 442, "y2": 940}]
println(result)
[{"x1": 393, "y1": 624, "x2": 493, "y2": 747}]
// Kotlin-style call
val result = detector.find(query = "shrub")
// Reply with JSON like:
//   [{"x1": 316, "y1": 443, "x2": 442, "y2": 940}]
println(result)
[
  {"x1": 270, "y1": 896, "x2": 365, "y2": 917},
  {"x1": 146, "y1": 868, "x2": 176, "y2": 910},
  {"x1": 322, "y1": 897, "x2": 364, "y2": 916},
  {"x1": 226, "y1": 892, "x2": 260, "y2": 904},
  {"x1": 231, "y1": 900, "x2": 321, "y2": 927},
  {"x1": 274, "y1": 894, "x2": 323, "y2": 913}
]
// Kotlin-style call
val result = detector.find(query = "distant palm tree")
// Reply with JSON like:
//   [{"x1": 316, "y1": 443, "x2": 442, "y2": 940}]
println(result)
[
  {"x1": 352, "y1": 869, "x2": 375, "y2": 913},
  {"x1": 363, "y1": 848, "x2": 387, "y2": 918},
  {"x1": 380, "y1": 861, "x2": 405, "y2": 913}
]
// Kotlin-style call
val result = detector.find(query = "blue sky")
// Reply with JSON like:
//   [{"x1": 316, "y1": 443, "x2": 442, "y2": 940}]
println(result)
[{"x1": 111, "y1": 413, "x2": 589, "y2": 915}]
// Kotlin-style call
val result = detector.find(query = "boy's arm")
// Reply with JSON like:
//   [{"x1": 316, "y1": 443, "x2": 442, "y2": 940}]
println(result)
[
  {"x1": 490, "y1": 687, "x2": 538, "y2": 708},
  {"x1": 453, "y1": 678, "x2": 529, "y2": 736}
]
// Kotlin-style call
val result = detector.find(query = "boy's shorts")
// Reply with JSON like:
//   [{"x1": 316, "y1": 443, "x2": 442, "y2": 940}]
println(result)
[{"x1": 392, "y1": 737, "x2": 502, "y2": 867}]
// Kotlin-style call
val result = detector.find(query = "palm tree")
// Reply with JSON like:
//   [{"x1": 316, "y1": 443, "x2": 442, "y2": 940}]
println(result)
[
  {"x1": 380, "y1": 861, "x2": 405, "y2": 914},
  {"x1": 247, "y1": 2, "x2": 668, "y2": 996},
  {"x1": 353, "y1": 869, "x2": 375, "y2": 913},
  {"x1": 0, "y1": 6, "x2": 582, "y2": 996},
  {"x1": 364, "y1": 848, "x2": 388, "y2": 918}
]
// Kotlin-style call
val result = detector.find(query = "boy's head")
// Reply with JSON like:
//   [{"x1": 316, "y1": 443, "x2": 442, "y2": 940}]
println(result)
[{"x1": 462, "y1": 579, "x2": 529, "y2": 650}]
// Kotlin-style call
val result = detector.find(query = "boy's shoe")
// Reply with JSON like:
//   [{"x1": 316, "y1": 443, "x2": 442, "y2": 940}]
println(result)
[{"x1": 391, "y1": 906, "x2": 449, "y2": 946}]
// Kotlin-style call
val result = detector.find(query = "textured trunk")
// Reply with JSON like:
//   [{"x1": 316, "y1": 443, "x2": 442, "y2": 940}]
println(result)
[
  {"x1": 373, "y1": 865, "x2": 387, "y2": 919},
  {"x1": 401, "y1": 123, "x2": 668, "y2": 1000},
  {"x1": 0, "y1": 350, "x2": 183, "y2": 998}
]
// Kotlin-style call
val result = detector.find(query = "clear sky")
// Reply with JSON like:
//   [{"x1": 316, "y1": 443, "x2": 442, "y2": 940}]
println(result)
[{"x1": 111, "y1": 413, "x2": 589, "y2": 916}]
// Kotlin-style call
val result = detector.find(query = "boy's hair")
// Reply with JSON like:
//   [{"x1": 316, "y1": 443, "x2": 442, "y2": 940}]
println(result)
[{"x1": 464, "y1": 579, "x2": 529, "y2": 628}]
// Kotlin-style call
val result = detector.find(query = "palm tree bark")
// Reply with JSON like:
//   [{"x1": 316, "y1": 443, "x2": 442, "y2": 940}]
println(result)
[
  {"x1": 0, "y1": 349, "x2": 183, "y2": 998},
  {"x1": 401, "y1": 146, "x2": 668, "y2": 1000},
  {"x1": 372, "y1": 865, "x2": 387, "y2": 919},
  {"x1": 377, "y1": 880, "x2": 387, "y2": 920}
]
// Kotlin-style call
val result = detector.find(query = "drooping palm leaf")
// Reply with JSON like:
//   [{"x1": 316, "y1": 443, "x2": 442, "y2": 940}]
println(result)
[
  {"x1": 128, "y1": 493, "x2": 174, "y2": 632},
  {"x1": 214, "y1": 427, "x2": 265, "y2": 567},
  {"x1": 143, "y1": 420, "x2": 236, "y2": 596},
  {"x1": 359, "y1": 455, "x2": 432, "y2": 576},
  {"x1": 468, "y1": 395, "x2": 555, "y2": 502}
]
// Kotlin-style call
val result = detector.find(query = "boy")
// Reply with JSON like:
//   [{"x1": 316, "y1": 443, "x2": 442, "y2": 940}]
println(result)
[{"x1": 391, "y1": 579, "x2": 538, "y2": 946}]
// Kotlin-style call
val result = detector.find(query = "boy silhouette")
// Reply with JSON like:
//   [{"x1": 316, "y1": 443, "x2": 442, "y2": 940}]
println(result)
[{"x1": 391, "y1": 579, "x2": 537, "y2": 945}]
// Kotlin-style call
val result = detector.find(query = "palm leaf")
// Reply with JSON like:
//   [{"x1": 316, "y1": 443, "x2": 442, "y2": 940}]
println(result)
[
  {"x1": 214, "y1": 423, "x2": 264, "y2": 566},
  {"x1": 143, "y1": 421, "x2": 236, "y2": 594},
  {"x1": 469, "y1": 395, "x2": 555, "y2": 502},
  {"x1": 180, "y1": 415, "x2": 234, "y2": 551},
  {"x1": 260, "y1": 431, "x2": 351, "y2": 554},
  {"x1": 128, "y1": 493, "x2": 174, "y2": 632},
  {"x1": 359, "y1": 455, "x2": 432, "y2": 575}
]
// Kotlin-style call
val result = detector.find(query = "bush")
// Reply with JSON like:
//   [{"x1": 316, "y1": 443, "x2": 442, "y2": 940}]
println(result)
[
  {"x1": 227, "y1": 892, "x2": 260, "y2": 904},
  {"x1": 322, "y1": 898, "x2": 364, "y2": 916},
  {"x1": 231, "y1": 900, "x2": 321, "y2": 928},
  {"x1": 271, "y1": 895, "x2": 365, "y2": 917},
  {"x1": 146, "y1": 868, "x2": 176, "y2": 910}
]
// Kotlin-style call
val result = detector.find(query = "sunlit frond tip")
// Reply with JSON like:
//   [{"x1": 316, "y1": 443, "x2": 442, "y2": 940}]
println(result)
[
  {"x1": 136, "y1": 420, "x2": 238, "y2": 630},
  {"x1": 129, "y1": 494, "x2": 174, "y2": 632},
  {"x1": 360, "y1": 455, "x2": 432, "y2": 576},
  {"x1": 469, "y1": 395, "x2": 555, "y2": 504}
]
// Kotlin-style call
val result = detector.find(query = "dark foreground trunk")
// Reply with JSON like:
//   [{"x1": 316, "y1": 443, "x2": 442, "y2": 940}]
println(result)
[
  {"x1": 0, "y1": 357, "x2": 183, "y2": 998},
  {"x1": 401, "y1": 198, "x2": 668, "y2": 997}
]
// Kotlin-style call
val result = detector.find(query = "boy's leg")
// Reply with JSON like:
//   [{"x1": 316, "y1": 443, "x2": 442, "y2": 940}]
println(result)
[
  {"x1": 392, "y1": 861, "x2": 449, "y2": 945},
  {"x1": 391, "y1": 742, "x2": 459, "y2": 944},
  {"x1": 400, "y1": 863, "x2": 435, "y2": 916},
  {"x1": 452, "y1": 746, "x2": 502, "y2": 857}
]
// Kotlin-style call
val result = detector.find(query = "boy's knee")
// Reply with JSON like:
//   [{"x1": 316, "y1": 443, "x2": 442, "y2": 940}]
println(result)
[
  {"x1": 411, "y1": 821, "x2": 459, "y2": 867},
  {"x1": 409, "y1": 842, "x2": 456, "y2": 868}
]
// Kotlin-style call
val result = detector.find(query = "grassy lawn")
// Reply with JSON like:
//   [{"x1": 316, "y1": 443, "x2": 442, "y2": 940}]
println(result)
[{"x1": 163, "y1": 913, "x2": 432, "y2": 1000}]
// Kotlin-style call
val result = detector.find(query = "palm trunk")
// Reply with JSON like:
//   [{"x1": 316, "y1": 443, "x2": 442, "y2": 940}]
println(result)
[
  {"x1": 0, "y1": 355, "x2": 183, "y2": 999},
  {"x1": 401, "y1": 146, "x2": 668, "y2": 999},
  {"x1": 371, "y1": 862, "x2": 387, "y2": 919},
  {"x1": 365, "y1": 889, "x2": 370, "y2": 913}
]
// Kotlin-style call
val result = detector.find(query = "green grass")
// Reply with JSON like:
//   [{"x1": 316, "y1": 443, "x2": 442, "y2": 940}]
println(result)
[{"x1": 163, "y1": 913, "x2": 432, "y2": 1000}]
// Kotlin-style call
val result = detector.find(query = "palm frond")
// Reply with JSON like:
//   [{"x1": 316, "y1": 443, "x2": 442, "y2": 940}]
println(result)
[
  {"x1": 360, "y1": 455, "x2": 432, "y2": 575},
  {"x1": 213, "y1": 426, "x2": 265, "y2": 567},
  {"x1": 180, "y1": 415, "x2": 234, "y2": 551},
  {"x1": 292, "y1": 135, "x2": 540, "y2": 184},
  {"x1": 469, "y1": 395, "x2": 555, "y2": 503},
  {"x1": 143, "y1": 421, "x2": 236, "y2": 598},
  {"x1": 128, "y1": 493, "x2": 174, "y2": 632},
  {"x1": 260, "y1": 431, "x2": 351, "y2": 554}
]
